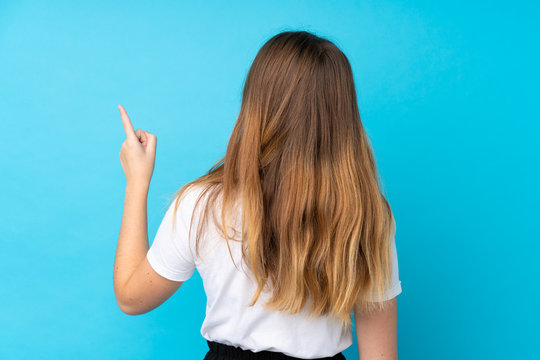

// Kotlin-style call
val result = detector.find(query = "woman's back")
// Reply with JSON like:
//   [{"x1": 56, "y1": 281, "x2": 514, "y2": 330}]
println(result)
[{"x1": 147, "y1": 184, "x2": 402, "y2": 358}]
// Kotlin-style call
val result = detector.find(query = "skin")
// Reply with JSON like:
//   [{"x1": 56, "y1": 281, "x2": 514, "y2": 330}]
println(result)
[
  {"x1": 113, "y1": 105, "x2": 400, "y2": 359},
  {"x1": 354, "y1": 298, "x2": 399, "y2": 360},
  {"x1": 113, "y1": 104, "x2": 186, "y2": 315}
]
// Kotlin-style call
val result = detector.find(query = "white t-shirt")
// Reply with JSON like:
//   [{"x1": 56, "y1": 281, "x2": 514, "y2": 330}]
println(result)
[{"x1": 146, "y1": 184, "x2": 402, "y2": 359}]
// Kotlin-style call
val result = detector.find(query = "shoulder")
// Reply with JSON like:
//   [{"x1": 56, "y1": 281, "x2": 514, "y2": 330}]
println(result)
[
  {"x1": 172, "y1": 183, "x2": 212, "y2": 221},
  {"x1": 177, "y1": 183, "x2": 211, "y2": 208}
]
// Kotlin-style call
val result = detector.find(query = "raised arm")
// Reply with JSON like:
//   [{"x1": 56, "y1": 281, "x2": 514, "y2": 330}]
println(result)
[{"x1": 353, "y1": 298, "x2": 398, "y2": 360}]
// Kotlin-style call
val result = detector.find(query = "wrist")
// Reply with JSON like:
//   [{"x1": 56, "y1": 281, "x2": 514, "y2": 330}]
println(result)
[{"x1": 126, "y1": 180, "x2": 150, "y2": 194}]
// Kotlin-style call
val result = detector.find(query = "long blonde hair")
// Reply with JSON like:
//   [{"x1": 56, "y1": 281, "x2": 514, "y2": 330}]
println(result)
[{"x1": 171, "y1": 30, "x2": 396, "y2": 329}]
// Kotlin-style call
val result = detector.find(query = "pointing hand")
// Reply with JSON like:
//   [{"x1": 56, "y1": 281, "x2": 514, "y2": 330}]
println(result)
[{"x1": 118, "y1": 104, "x2": 157, "y2": 188}]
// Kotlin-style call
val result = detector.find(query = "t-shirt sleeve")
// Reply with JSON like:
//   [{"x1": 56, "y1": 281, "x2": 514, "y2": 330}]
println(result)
[
  {"x1": 146, "y1": 190, "x2": 197, "y2": 282},
  {"x1": 371, "y1": 235, "x2": 402, "y2": 302}
]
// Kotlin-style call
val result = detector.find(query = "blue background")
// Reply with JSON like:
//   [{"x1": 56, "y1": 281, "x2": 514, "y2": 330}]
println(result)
[{"x1": 1, "y1": 0, "x2": 538, "y2": 359}]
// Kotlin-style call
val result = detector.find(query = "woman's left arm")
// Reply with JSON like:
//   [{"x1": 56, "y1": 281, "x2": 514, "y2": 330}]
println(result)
[
  {"x1": 114, "y1": 181, "x2": 151, "y2": 305},
  {"x1": 113, "y1": 105, "x2": 182, "y2": 315}
]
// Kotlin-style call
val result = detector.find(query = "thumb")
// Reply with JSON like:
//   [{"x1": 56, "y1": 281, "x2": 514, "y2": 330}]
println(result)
[{"x1": 135, "y1": 128, "x2": 147, "y2": 144}]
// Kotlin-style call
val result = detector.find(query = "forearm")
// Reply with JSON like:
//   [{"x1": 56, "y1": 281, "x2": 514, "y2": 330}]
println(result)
[{"x1": 114, "y1": 182, "x2": 150, "y2": 293}]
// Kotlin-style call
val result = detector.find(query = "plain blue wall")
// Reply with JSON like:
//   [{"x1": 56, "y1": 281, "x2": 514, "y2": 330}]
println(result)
[{"x1": 1, "y1": 0, "x2": 538, "y2": 359}]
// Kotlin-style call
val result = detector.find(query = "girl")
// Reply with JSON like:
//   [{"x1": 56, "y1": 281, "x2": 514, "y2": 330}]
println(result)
[{"x1": 114, "y1": 30, "x2": 402, "y2": 360}]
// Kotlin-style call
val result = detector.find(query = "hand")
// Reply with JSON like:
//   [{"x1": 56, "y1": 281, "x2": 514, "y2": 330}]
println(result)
[{"x1": 118, "y1": 104, "x2": 157, "y2": 188}]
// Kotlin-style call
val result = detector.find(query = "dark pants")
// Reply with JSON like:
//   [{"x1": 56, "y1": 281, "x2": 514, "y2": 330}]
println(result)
[{"x1": 203, "y1": 340, "x2": 347, "y2": 360}]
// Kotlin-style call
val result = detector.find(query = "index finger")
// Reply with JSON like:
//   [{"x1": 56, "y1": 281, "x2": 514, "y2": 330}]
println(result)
[{"x1": 118, "y1": 104, "x2": 137, "y2": 139}]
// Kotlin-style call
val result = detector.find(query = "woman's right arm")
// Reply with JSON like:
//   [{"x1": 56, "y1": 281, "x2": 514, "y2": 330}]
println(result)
[{"x1": 353, "y1": 298, "x2": 398, "y2": 360}]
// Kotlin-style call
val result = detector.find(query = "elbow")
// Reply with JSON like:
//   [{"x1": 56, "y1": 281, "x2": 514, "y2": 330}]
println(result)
[
  {"x1": 114, "y1": 290, "x2": 143, "y2": 316},
  {"x1": 116, "y1": 295, "x2": 148, "y2": 316},
  {"x1": 113, "y1": 279, "x2": 152, "y2": 316},
  {"x1": 116, "y1": 297, "x2": 153, "y2": 316},
  {"x1": 118, "y1": 302, "x2": 141, "y2": 316}
]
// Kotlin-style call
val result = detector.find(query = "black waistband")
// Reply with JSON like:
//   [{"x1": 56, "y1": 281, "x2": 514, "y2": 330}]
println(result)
[{"x1": 206, "y1": 340, "x2": 345, "y2": 360}]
